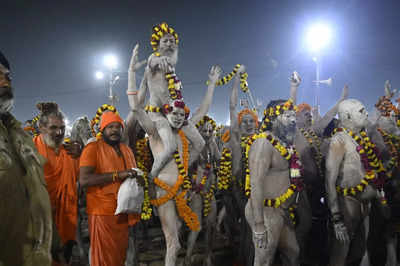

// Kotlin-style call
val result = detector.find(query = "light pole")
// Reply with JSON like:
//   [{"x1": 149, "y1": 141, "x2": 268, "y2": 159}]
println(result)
[
  {"x1": 306, "y1": 23, "x2": 332, "y2": 113},
  {"x1": 95, "y1": 54, "x2": 120, "y2": 107}
]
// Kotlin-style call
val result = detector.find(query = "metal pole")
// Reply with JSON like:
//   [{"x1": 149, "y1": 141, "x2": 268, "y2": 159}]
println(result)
[{"x1": 315, "y1": 58, "x2": 320, "y2": 114}]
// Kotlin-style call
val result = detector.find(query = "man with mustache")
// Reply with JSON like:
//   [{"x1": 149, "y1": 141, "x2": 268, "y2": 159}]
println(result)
[
  {"x1": 33, "y1": 102, "x2": 82, "y2": 265},
  {"x1": 79, "y1": 111, "x2": 142, "y2": 266},
  {"x1": 245, "y1": 98, "x2": 302, "y2": 266},
  {"x1": 0, "y1": 51, "x2": 53, "y2": 265}
]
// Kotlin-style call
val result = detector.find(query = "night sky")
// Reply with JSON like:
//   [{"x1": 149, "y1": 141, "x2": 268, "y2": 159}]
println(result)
[{"x1": 3, "y1": 0, "x2": 400, "y2": 125}]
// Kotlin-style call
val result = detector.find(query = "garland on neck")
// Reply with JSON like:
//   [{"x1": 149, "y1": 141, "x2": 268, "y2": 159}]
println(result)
[
  {"x1": 192, "y1": 163, "x2": 215, "y2": 217},
  {"x1": 377, "y1": 128, "x2": 400, "y2": 178},
  {"x1": 299, "y1": 128, "x2": 324, "y2": 178},
  {"x1": 217, "y1": 148, "x2": 233, "y2": 190},
  {"x1": 150, "y1": 129, "x2": 199, "y2": 231},
  {"x1": 244, "y1": 132, "x2": 304, "y2": 224},
  {"x1": 260, "y1": 99, "x2": 297, "y2": 132},
  {"x1": 332, "y1": 128, "x2": 387, "y2": 205}
]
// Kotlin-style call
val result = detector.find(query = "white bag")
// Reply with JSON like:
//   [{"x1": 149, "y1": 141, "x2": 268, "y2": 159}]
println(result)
[{"x1": 115, "y1": 168, "x2": 144, "y2": 215}]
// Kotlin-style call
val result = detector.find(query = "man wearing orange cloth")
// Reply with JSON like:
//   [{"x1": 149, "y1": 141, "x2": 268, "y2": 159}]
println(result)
[
  {"x1": 79, "y1": 110, "x2": 142, "y2": 266},
  {"x1": 33, "y1": 102, "x2": 82, "y2": 265}
]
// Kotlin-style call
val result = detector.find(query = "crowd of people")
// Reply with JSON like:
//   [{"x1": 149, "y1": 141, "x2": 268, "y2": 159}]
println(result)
[{"x1": 1, "y1": 22, "x2": 400, "y2": 266}]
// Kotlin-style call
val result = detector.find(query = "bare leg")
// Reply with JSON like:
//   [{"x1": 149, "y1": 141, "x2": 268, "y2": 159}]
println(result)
[
  {"x1": 278, "y1": 224, "x2": 300, "y2": 266},
  {"x1": 295, "y1": 190, "x2": 312, "y2": 264},
  {"x1": 158, "y1": 199, "x2": 182, "y2": 266},
  {"x1": 184, "y1": 194, "x2": 203, "y2": 266},
  {"x1": 150, "y1": 118, "x2": 177, "y2": 178},
  {"x1": 204, "y1": 198, "x2": 217, "y2": 266}
]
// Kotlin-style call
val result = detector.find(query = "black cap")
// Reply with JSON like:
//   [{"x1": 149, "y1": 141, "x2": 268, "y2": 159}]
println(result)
[{"x1": 0, "y1": 51, "x2": 10, "y2": 71}]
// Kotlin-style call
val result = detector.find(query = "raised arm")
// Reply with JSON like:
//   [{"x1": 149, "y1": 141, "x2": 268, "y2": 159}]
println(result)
[
  {"x1": 126, "y1": 44, "x2": 156, "y2": 136},
  {"x1": 190, "y1": 65, "x2": 222, "y2": 125},
  {"x1": 313, "y1": 85, "x2": 348, "y2": 134},
  {"x1": 289, "y1": 71, "x2": 301, "y2": 105},
  {"x1": 229, "y1": 65, "x2": 246, "y2": 134}
]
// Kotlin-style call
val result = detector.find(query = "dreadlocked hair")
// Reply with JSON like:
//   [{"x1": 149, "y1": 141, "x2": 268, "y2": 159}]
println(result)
[{"x1": 36, "y1": 102, "x2": 64, "y2": 127}]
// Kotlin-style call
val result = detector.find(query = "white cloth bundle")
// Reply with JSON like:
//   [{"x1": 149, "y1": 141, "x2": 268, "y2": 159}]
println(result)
[{"x1": 115, "y1": 168, "x2": 144, "y2": 215}]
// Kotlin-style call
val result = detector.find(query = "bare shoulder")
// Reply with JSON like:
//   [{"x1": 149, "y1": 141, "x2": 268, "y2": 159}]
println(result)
[{"x1": 329, "y1": 131, "x2": 347, "y2": 146}]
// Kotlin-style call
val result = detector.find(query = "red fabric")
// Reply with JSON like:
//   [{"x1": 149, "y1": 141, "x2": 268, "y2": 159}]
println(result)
[
  {"x1": 99, "y1": 111, "x2": 124, "y2": 131},
  {"x1": 89, "y1": 215, "x2": 129, "y2": 266},
  {"x1": 33, "y1": 135, "x2": 79, "y2": 244}
]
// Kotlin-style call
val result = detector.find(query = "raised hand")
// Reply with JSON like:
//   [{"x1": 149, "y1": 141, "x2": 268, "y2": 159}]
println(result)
[
  {"x1": 208, "y1": 65, "x2": 222, "y2": 85},
  {"x1": 340, "y1": 85, "x2": 349, "y2": 101},
  {"x1": 237, "y1": 64, "x2": 246, "y2": 75},
  {"x1": 384, "y1": 80, "x2": 397, "y2": 99},
  {"x1": 290, "y1": 71, "x2": 301, "y2": 87},
  {"x1": 128, "y1": 43, "x2": 147, "y2": 72}
]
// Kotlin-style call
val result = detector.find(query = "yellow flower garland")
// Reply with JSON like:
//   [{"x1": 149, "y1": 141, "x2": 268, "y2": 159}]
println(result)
[
  {"x1": 150, "y1": 22, "x2": 179, "y2": 52},
  {"x1": 333, "y1": 128, "x2": 387, "y2": 204},
  {"x1": 377, "y1": 128, "x2": 400, "y2": 178},
  {"x1": 90, "y1": 104, "x2": 119, "y2": 139},
  {"x1": 299, "y1": 128, "x2": 324, "y2": 178},
  {"x1": 217, "y1": 148, "x2": 233, "y2": 190},
  {"x1": 260, "y1": 99, "x2": 297, "y2": 132},
  {"x1": 196, "y1": 115, "x2": 217, "y2": 131}
]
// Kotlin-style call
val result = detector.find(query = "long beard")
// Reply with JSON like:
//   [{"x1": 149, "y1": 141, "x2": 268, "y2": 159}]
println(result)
[
  {"x1": 275, "y1": 124, "x2": 296, "y2": 145},
  {"x1": 0, "y1": 95, "x2": 14, "y2": 114},
  {"x1": 43, "y1": 133, "x2": 61, "y2": 149}
]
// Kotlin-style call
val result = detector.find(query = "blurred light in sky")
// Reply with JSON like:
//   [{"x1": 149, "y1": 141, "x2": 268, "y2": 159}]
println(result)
[
  {"x1": 103, "y1": 54, "x2": 118, "y2": 69},
  {"x1": 95, "y1": 71, "x2": 104, "y2": 79},
  {"x1": 306, "y1": 23, "x2": 332, "y2": 52}
]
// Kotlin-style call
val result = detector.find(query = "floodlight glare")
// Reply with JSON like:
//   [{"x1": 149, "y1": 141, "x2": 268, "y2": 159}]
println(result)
[
  {"x1": 95, "y1": 71, "x2": 104, "y2": 79},
  {"x1": 103, "y1": 54, "x2": 118, "y2": 69},
  {"x1": 306, "y1": 24, "x2": 332, "y2": 52}
]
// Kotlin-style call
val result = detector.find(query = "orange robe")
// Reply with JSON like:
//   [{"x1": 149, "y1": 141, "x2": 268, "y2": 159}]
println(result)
[
  {"x1": 80, "y1": 139, "x2": 140, "y2": 266},
  {"x1": 33, "y1": 135, "x2": 79, "y2": 244}
]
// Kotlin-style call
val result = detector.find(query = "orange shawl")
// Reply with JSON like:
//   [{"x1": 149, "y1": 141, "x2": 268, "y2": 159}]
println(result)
[{"x1": 33, "y1": 135, "x2": 79, "y2": 244}]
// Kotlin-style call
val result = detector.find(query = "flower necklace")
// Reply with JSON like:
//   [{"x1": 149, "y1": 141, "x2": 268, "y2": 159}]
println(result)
[
  {"x1": 150, "y1": 129, "x2": 200, "y2": 231},
  {"x1": 377, "y1": 128, "x2": 400, "y2": 178},
  {"x1": 217, "y1": 148, "x2": 233, "y2": 190},
  {"x1": 244, "y1": 132, "x2": 304, "y2": 205},
  {"x1": 192, "y1": 163, "x2": 215, "y2": 217},
  {"x1": 299, "y1": 128, "x2": 324, "y2": 178},
  {"x1": 135, "y1": 137, "x2": 153, "y2": 220},
  {"x1": 333, "y1": 128, "x2": 387, "y2": 205}
]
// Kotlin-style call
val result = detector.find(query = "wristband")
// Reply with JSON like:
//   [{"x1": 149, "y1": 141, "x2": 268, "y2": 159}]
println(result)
[{"x1": 126, "y1": 90, "x2": 138, "y2": 95}]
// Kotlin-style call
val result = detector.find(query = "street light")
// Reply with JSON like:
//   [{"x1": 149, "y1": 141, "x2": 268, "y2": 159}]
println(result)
[
  {"x1": 95, "y1": 54, "x2": 119, "y2": 106},
  {"x1": 306, "y1": 23, "x2": 332, "y2": 113}
]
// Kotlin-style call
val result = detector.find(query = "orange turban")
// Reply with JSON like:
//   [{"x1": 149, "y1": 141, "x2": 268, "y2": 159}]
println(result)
[
  {"x1": 238, "y1": 109, "x2": 259, "y2": 128},
  {"x1": 100, "y1": 111, "x2": 124, "y2": 131},
  {"x1": 296, "y1": 103, "x2": 312, "y2": 113}
]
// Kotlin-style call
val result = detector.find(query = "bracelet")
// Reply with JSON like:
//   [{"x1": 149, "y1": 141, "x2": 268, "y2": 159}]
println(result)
[
  {"x1": 253, "y1": 229, "x2": 267, "y2": 235},
  {"x1": 126, "y1": 90, "x2": 138, "y2": 95},
  {"x1": 112, "y1": 171, "x2": 118, "y2": 182}
]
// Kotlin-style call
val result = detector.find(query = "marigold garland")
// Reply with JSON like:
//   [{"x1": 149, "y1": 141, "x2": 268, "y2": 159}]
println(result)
[
  {"x1": 135, "y1": 137, "x2": 153, "y2": 220},
  {"x1": 150, "y1": 22, "x2": 179, "y2": 52},
  {"x1": 377, "y1": 128, "x2": 400, "y2": 178},
  {"x1": 165, "y1": 72, "x2": 183, "y2": 100},
  {"x1": 196, "y1": 115, "x2": 217, "y2": 131},
  {"x1": 90, "y1": 104, "x2": 119, "y2": 139},
  {"x1": 260, "y1": 99, "x2": 297, "y2": 132},
  {"x1": 332, "y1": 128, "x2": 387, "y2": 205},
  {"x1": 217, "y1": 148, "x2": 233, "y2": 190},
  {"x1": 150, "y1": 129, "x2": 199, "y2": 231},
  {"x1": 192, "y1": 163, "x2": 215, "y2": 217},
  {"x1": 299, "y1": 128, "x2": 324, "y2": 178},
  {"x1": 206, "y1": 64, "x2": 249, "y2": 92},
  {"x1": 244, "y1": 133, "x2": 304, "y2": 214}
]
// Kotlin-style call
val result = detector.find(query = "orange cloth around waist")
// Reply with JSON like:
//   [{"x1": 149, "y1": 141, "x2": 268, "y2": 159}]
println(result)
[
  {"x1": 33, "y1": 135, "x2": 79, "y2": 243},
  {"x1": 89, "y1": 214, "x2": 129, "y2": 266},
  {"x1": 80, "y1": 139, "x2": 137, "y2": 215}
]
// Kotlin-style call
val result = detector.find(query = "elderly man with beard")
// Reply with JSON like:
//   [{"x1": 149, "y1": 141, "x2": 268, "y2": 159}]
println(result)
[
  {"x1": 137, "y1": 22, "x2": 221, "y2": 183},
  {"x1": 245, "y1": 99, "x2": 302, "y2": 266},
  {"x1": 0, "y1": 51, "x2": 53, "y2": 265},
  {"x1": 33, "y1": 102, "x2": 82, "y2": 265},
  {"x1": 79, "y1": 111, "x2": 142, "y2": 266}
]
